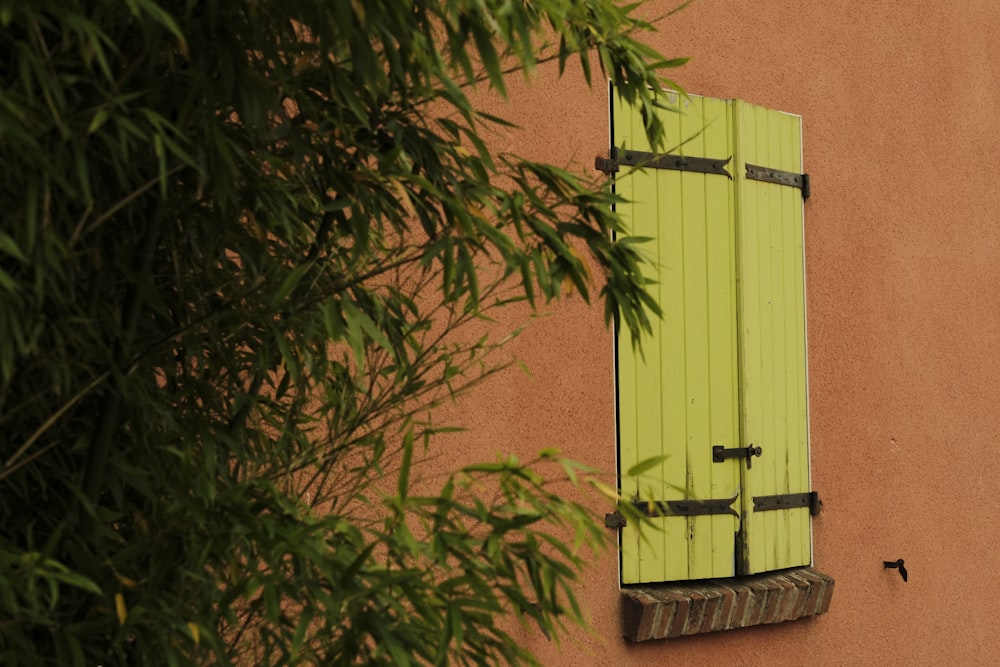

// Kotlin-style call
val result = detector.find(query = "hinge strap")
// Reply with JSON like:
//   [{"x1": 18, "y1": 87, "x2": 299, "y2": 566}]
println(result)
[
  {"x1": 745, "y1": 163, "x2": 811, "y2": 199},
  {"x1": 596, "y1": 147, "x2": 733, "y2": 179},
  {"x1": 752, "y1": 491, "x2": 821, "y2": 516},
  {"x1": 631, "y1": 494, "x2": 738, "y2": 518}
]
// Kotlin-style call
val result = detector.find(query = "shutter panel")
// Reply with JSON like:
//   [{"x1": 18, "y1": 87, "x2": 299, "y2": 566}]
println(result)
[
  {"x1": 615, "y1": 93, "x2": 741, "y2": 584},
  {"x1": 734, "y1": 101, "x2": 811, "y2": 574}
]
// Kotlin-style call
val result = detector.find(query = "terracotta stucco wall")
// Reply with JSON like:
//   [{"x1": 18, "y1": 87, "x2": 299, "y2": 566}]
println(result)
[{"x1": 435, "y1": 1, "x2": 1000, "y2": 664}]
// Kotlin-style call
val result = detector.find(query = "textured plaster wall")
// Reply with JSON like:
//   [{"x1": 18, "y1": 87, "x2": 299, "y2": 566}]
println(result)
[{"x1": 431, "y1": 1, "x2": 1000, "y2": 664}]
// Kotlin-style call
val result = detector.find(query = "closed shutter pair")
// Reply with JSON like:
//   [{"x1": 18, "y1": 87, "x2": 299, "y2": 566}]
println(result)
[{"x1": 612, "y1": 92, "x2": 813, "y2": 584}]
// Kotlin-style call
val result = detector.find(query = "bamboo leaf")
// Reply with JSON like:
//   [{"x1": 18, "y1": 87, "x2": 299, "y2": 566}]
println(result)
[
  {"x1": 626, "y1": 455, "x2": 670, "y2": 478},
  {"x1": 114, "y1": 592, "x2": 127, "y2": 625},
  {"x1": 398, "y1": 429, "x2": 413, "y2": 500},
  {"x1": 187, "y1": 622, "x2": 200, "y2": 646}
]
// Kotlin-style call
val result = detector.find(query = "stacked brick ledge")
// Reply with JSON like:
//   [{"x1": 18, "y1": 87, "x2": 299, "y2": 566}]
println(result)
[{"x1": 621, "y1": 567, "x2": 834, "y2": 642}]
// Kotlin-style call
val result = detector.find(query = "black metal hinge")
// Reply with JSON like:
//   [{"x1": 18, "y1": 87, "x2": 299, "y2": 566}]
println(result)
[
  {"x1": 596, "y1": 146, "x2": 733, "y2": 179},
  {"x1": 630, "y1": 494, "x2": 738, "y2": 518},
  {"x1": 597, "y1": 149, "x2": 809, "y2": 198},
  {"x1": 752, "y1": 491, "x2": 822, "y2": 516},
  {"x1": 745, "y1": 163, "x2": 811, "y2": 199}
]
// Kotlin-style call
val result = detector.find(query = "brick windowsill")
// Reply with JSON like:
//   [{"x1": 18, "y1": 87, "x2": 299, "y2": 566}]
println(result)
[{"x1": 622, "y1": 567, "x2": 834, "y2": 641}]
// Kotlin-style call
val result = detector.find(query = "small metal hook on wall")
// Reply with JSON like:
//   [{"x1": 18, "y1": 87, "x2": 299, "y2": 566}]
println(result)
[{"x1": 883, "y1": 558, "x2": 908, "y2": 582}]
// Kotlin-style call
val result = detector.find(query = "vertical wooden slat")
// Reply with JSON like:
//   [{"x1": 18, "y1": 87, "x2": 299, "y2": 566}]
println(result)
[
  {"x1": 679, "y1": 95, "x2": 713, "y2": 580},
  {"x1": 614, "y1": 92, "x2": 672, "y2": 583},
  {"x1": 732, "y1": 100, "x2": 761, "y2": 574},
  {"x1": 612, "y1": 92, "x2": 641, "y2": 584},
  {"x1": 658, "y1": 95, "x2": 691, "y2": 580},
  {"x1": 782, "y1": 108, "x2": 811, "y2": 568},
  {"x1": 760, "y1": 103, "x2": 782, "y2": 572},
  {"x1": 644, "y1": 95, "x2": 675, "y2": 582},
  {"x1": 704, "y1": 97, "x2": 740, "y2": 579},
  {"x1": 682, "y1": 95, "x2": 739, "y2": 580},
  {"x1": 614, "y1": 93, "x2": 665, "y2": 583}
]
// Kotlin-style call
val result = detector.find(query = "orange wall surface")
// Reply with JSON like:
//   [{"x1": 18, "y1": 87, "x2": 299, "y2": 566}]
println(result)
[{"x1": 433, "y1": 1, "x2": 1000, "y2": 664}]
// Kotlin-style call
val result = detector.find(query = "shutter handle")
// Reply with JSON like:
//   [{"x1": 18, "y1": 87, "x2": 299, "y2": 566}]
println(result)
[{"x1": 712, "y1": 444, "x2": 763, "y2": 468}]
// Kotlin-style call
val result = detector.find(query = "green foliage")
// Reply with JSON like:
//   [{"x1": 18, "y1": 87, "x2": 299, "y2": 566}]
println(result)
[{"x1": 0, "y1": 0, "x2": 683, "y2": 664}]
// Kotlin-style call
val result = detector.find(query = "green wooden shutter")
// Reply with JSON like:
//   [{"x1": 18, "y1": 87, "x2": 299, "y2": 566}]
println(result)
[
  {"x1": 614, "y1": 93, "x2": 811, "y2": 584},
  {"x1": 615, "y1": 93, "x2": 741, "y2": 584},
  {"x1": 734, "y1": 100, "x2": 811, "y2": 575}
]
